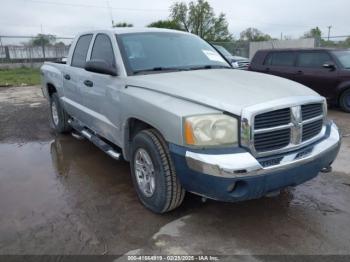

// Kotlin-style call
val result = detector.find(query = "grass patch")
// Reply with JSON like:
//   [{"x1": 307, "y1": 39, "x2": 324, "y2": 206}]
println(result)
[{"x1": 0, "y1": 68, "x2": 41, "y2": 87}]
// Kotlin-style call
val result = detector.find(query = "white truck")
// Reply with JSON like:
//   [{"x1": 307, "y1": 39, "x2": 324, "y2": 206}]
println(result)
[{"x1": 41, "y1": 28, "x2": 341, "y2": 213}]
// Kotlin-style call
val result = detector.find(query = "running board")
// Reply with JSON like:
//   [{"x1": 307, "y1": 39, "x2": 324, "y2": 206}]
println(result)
[{"x1": 68, "y1": 119, "x2": 121, "y2": 160}]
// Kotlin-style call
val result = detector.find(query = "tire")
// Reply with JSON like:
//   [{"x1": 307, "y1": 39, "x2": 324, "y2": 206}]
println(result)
[
  {"x1": 339, "y1": 89, "x2": 350, "y2": 113},
  {"x1": 50, "y1": 93, "x2": 71, "y2": 133},
  {"x1": 130, "y1": 129, "x2": 185, "y2": 213}
]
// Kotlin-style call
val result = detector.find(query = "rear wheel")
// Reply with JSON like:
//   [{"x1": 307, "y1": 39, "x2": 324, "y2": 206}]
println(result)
[
  {"x1": 339, "y1": 89, "x2": 350, "y2": 113},
  {"x1": 130, "y1": 129, "x2": 185, "y2": 213},
  {"x1": 50, "y1": 93, "x2": 71, "y2": 133}
]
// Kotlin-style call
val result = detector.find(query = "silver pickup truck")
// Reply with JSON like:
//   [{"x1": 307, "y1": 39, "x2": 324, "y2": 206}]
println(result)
[{"x1": 41, "y1": 28, "x2": 341, "y2": 213}]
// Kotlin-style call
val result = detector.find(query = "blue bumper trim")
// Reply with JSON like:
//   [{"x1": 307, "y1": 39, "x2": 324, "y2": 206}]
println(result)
[{"x1": 169, "y1": 123, "x2": 341, "y2": 202}]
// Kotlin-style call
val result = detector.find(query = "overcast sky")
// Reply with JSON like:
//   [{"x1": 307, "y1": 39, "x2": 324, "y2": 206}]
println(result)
[{"x1": 0, "y1": 0, "x2": 349, "y2": 40}]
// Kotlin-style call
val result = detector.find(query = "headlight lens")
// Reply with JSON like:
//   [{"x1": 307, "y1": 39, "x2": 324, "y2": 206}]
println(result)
[{"x1": 184, "y1": 114, "x2": 238, "y2": 146}]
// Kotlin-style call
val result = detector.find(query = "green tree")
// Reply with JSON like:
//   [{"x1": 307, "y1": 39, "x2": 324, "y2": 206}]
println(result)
[
  {"x1": 170, "y1": 0, "x2": 232, "y2": 41},
  {"x1": 30, "y1": 34, "x2": 56, "y2": 59},
  {"x1": 303, "y1": 27, "x2": 322, "y2": 39},
  {"x1": 240, "y1": 28, "x2": 272, "y2": 42},
  {"x1": 31, "y1": 34, "x2": 56, "y2": 46},
  {"x1": 147, "y1": 20, "x2": 183, "y2": 30},
  {"x1": 113, "y1": 22, "x2": 133, "y2": 27}
]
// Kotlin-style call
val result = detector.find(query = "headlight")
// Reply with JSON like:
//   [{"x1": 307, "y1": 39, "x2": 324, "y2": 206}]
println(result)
[{"x1": 184, "y1": 114, "x2": 238, "y2": 146}]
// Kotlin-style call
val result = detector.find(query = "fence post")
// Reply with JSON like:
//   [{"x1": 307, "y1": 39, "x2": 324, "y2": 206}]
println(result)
[
  {"x1": 41, "y1": 38, "x2": 46, "y2": 60},
  {"x1": 5, "y1": 46, "x2": 10, "y2": 61}
]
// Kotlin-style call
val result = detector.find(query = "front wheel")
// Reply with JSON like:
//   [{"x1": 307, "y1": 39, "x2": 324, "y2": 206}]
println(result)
[
  {"x1": 339, "y1": 89, "x2": 350, "y2": 113},
  {"x1": 130, "y1": 129, "x2": 185, "y2": 213}
]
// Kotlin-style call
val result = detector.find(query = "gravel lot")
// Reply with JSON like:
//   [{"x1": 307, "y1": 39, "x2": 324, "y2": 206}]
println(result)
[{"x1": 0, "y1": 86, "x2": 350, "y2": 260}]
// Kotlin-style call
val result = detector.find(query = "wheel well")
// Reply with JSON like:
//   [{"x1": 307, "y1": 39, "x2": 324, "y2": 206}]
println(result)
[
  {"x1": 47, "y1": 83, "x2": 57, "y2": 97},
  {"x1": 128, "y1": 118, "x2": 153, "y2": 140},
  {"x1": 124, "y1": 118, "x2": 157, "y2": 161}
]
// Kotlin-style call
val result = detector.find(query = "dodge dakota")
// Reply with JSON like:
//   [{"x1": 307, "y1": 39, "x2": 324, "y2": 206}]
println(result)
[{"x1": 41, "y1": 28, "x2": 341, "y2": 213}]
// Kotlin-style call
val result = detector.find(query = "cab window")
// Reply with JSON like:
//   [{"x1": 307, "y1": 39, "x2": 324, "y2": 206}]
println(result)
[
  {"x1": 71, "y1": 34, "x2": 93, "y2": 68},
  {"x1": 264, "y1": 52, "x2": 296, "y2": 67},
  {"x1": 297, "y1": 51, "x2": 332, "y2": 68},
  {"x1": 90, "y1": 34, "x2": 116, "y2": 68}
]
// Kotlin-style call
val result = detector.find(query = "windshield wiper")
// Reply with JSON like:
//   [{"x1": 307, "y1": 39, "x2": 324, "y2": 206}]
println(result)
[
  {"x1": 133, "y1": 67, "x2": 188, "y2": 75},
  {"x1": 189, "y1": 65, "x2": 231, "y2": 70}
]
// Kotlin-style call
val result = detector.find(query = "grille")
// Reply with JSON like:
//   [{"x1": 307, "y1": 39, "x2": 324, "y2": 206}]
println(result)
[
  {"x1": 252, "y1": 103, "x2": 324, "y2": 154},
  {"x1": 254, "y1": 129, "x2": 291, "y2": 152},
  {"x1": 302, "y1": 104, "x2": 323, "y2": 120},
  {"x1": 254, "y1": 108, "x2": 291, "y2": 129},
  {"x1": 302, "y1": 119, "x2": 323, "y2": 141},
  {"x1": 237, "y1": 61, "x2": 250, "y2": 70}
]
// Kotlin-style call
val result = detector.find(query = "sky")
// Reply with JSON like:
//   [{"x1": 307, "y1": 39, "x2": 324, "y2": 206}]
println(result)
[{"x1": 0, "y1": 0, "x2": 349, "y2": 41}]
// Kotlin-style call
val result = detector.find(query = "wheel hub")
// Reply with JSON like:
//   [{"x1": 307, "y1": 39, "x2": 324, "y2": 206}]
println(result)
[{"x1": 134, "y1": 148, "x2": 156, "y2": 197}]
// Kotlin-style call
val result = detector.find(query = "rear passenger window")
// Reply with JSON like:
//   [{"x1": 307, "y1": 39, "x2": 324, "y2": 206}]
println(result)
[
  {"x1": 297, "y1": 52, "x2": 332, "y2": 68},
  {"x1": 91, "y1": 34, "x2": 116, "y2": 68},
  {"x1": 71, "y1": 34, "x2": 93, "y2": 68},
  {"x1": 264, "y1": 52, "x2": 295, "y2": 67}
]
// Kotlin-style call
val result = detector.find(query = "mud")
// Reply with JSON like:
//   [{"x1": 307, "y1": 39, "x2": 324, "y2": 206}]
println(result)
[{"x1": 0, "y1": 86, "x2": 350, "y2": 256}]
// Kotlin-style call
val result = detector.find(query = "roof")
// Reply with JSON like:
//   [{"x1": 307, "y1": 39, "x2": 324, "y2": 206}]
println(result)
[
  {"x1": 78, "y1": 27, "x2": 190, "y2": 36},
  {"x1": 256, "y1": 48, "x2": 350, "y2": 52}
]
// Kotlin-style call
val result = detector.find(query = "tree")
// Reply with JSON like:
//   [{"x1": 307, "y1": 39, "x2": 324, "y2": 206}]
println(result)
[
  {"x1": 30, "y1": 34, "x2": 56, "y2": 59},
  {"x1": 31, "y1": 34, "x2": 56, "y2": 46},
  {"x1": 147, "y1": 20, "x2": 183, "y2": 31},
  {"x1": 113, "y1": 22, "x2": 133, "y2": 27},
  {"x1": 303, "y1": 27, "x2": 322, "y2": 39},
  {"x1": 170, "y1": 0, "x2": 232, "y2": 41},
  {"x1": 240, "y1": 28, "x2": 272, "y2": 42}
]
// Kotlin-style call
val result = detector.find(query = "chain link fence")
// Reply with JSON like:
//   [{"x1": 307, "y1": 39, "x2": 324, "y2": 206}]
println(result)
[
  {"x1": 210, "y1": 41, "x2": 250, "y2": 58},
  {"x1": 0, "y1": 35, "x2": 73, "y2": 69}
]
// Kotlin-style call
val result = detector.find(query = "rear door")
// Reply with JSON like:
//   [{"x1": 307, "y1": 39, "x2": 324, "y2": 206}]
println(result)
[
  {"x1": 79, "y1": 33, "x2": 121, "y2": 143},
  {"x1": 62, "y1": 34, "x2": 93, "y2": 121},
  {"x1": 294, "y1": 51, "x2": 339, "y2": 99},
  {"x1": 263, "y1": 51, "x2": 297, "y2": 80}
]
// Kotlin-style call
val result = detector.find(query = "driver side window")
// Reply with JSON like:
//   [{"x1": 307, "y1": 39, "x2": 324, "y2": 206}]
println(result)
[{"x1": 90, "y1": 34, "x2": 116, "y2": 68}]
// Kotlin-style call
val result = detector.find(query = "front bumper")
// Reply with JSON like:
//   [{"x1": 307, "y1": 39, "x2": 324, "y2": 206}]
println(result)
[{"x1": 169, "y1": 121, "x2": 341, "y2": 202}]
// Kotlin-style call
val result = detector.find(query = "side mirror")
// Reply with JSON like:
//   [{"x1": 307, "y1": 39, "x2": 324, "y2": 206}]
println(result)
[
  {"x1": 323, "y1": 62, "x2": 336, "y2": 70},
  {"x1": 85, "y1": 59, "x2": 117, "y2": 76}
]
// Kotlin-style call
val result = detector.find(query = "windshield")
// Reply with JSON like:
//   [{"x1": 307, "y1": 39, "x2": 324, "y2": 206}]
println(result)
[
  {"x1": 332, "y1": 50, "x2": 350, "y2": 69},
  {"x1": 117, "y1": 32, "x2": 230, "y2": 75}
]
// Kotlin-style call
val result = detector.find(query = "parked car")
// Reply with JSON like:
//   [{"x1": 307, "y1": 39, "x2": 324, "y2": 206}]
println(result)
[
  {"x1": 41, "y1": 29, "x2": 341, "y2": 213},
  {"x1": 249, "y1": 48, "x2": 350, "y2": 112},
  {"x1": 214, "y1": 45, "x2": 250, "y2": 69}
]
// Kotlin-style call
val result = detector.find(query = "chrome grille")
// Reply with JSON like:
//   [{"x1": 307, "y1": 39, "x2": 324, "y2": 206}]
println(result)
[
  {"x1": 302, "y1": 119, "x2": 323, "y2": 142},
  {"x1": 254, "y1": 129, "x2": 291, "y2": 152},
  {"x1": 251, "y1": 102, "x2": 325, "y2": 155},
  {"x1": 302, "y1": 104, "x2": 323, "y2": 120},
  {"x1": 254, "y1": 108, "x2": 291, "y2": 129},
  {"x1": 237, "y1": 61, "x2": 250, "y2": 70}
]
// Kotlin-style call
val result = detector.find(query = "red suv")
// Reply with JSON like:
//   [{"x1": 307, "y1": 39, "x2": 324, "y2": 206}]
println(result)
[{"x1": 249, "y1": 48, "x2": 350, "y2": 112}]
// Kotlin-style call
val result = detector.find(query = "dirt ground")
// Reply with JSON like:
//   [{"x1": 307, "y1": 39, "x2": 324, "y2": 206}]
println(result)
[{"x1": 0, "y1": 86, "x2": 350, "y2": 259}]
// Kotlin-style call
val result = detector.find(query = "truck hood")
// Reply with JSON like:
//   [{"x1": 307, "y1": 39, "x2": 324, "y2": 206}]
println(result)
[{"x1": 126, "y1": 69, "x2": 319, "y2": 115}]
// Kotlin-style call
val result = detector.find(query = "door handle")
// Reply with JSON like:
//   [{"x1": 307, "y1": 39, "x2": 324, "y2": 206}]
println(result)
[
  {"x1": 265, "y1": 67, "x2": 270, "y2": 72},
  {"x1": 296, "y1": 70, "x2": 303, "y2": 75},
  {"x1": 64, "y1": 74, "x2": 71, "y2": 80},
  {"x1": 84, "y1": 80, "x2": 93, "y2": 87}
]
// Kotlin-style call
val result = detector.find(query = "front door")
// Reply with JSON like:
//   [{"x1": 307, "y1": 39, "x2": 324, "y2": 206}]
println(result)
[{"x1": 79, "y1": 33, "x2": 121, "y2": 144}]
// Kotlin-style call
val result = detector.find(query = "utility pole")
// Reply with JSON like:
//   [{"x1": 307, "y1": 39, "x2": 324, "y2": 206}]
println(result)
[
  {"x1": 106, "y1": 1, "x2": 114, "y2": 27},
  {"x1": 327, "y1": 25, "x2": 332, "y2": 41}
]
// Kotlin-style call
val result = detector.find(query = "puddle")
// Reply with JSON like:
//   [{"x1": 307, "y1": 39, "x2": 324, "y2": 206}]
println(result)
[{"x1": 1, "y1": 136, "x2": 350, "y2": 255}]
